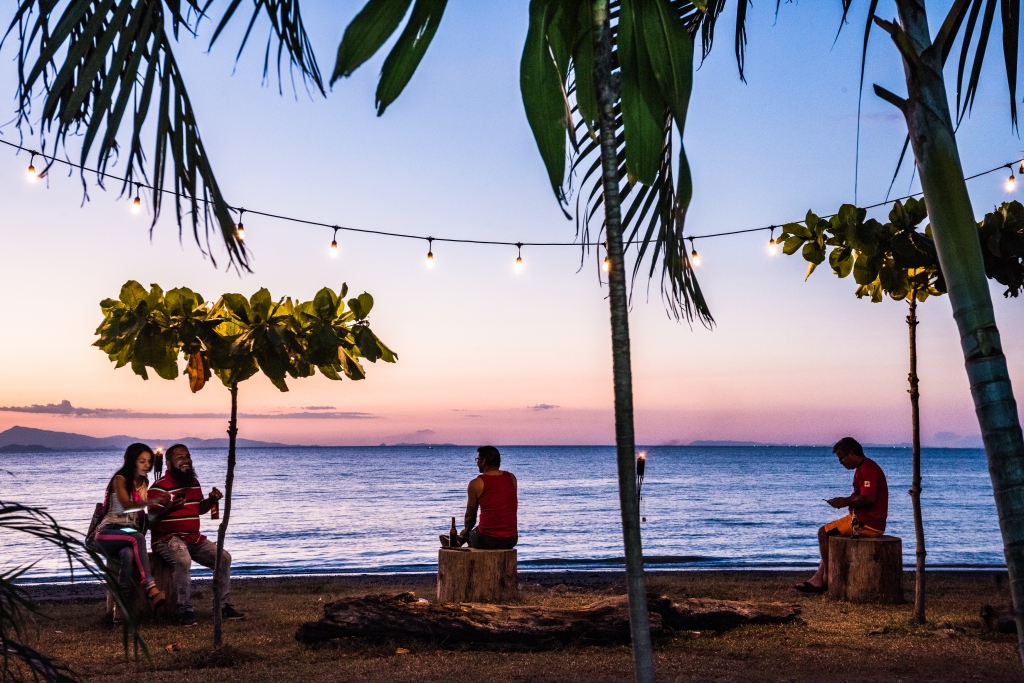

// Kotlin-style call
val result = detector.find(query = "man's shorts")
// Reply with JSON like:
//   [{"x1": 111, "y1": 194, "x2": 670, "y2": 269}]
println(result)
[{"x1": 824, "y1": 513, "x2": 883, "y2": 537}]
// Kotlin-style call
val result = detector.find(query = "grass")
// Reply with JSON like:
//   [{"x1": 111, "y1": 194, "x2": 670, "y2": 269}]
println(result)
[{"x1": 18, "y1": 571, "x2": 1022, "y2": 682}]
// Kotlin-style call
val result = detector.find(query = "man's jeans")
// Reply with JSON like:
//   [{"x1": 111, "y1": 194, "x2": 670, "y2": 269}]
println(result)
[{"x1": 152, "y1": 536, "x2": 231, "y2": 615}]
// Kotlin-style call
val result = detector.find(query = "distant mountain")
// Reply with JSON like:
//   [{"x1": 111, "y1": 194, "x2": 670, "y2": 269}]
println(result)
[
  {"x1": 0, "y1": 426, "x2": 291, "y2": 451},
  {"x1": 686, "y1": 440, "x2": 776, "y2": 447}
]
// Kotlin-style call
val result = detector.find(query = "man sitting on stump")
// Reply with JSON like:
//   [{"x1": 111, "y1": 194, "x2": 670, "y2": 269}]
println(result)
[
  {"x1": 448, "y1": 446, "x2": 518, "y2": 549},
  {"x1": 794, "y1": 437, "x2": 888, "y2": 594},
  {"x1": 148, "y1": 444, "x2": 245, "y2": 626}
]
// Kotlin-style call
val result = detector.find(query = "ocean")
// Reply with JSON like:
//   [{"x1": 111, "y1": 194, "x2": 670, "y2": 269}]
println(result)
[{"x1": 0, "y1": 445, "x2": 1004, "y2": 582}]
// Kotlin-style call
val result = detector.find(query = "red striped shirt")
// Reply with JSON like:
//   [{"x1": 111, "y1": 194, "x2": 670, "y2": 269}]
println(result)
[{"x1": 148, "y1": 473, "x2": 207, "y2": 545}]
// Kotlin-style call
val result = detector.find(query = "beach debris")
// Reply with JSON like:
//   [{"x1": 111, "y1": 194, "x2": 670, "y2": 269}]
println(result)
[
  {"x1": 395, "y1": 648, "x2": 410, "y2": 655},
  {"x1": 868, "y1": 627, "x2": 887, "y2": 635},
  {"x1": 295, "y1": 591, "x2": 800, "y2": 650},
  {"x1": 931, "y1": 628, "x2": 958, "y2": 638},
  {"x1": 981, "y1": 605, "x2": 1017, "y2": 634},
  {"x1": 164, "y1": 642, "x2": 183, "y2": 653}
]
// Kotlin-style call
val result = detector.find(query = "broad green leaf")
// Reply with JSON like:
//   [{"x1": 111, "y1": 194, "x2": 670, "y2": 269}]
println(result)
[
  {"x1": 854, "y1": 251, "x2": 882, "y2": 285},
  {"x1": 250, "y1": 288, "x2": 273, "y2": 320},
  {"x1": 802, "y1": 240, "x2": 825, "y2": 265},
  {"x1": 357, "y1": 292, "x2": 374, "y2": 317},
  {"x1": 376, "y1": 0, "x2": 449, "y2": 115},
  {"x1": 782, "y1": 235, "x2": 805, "y2": 255},
  {"x1": 521, "y1": 0, "x2": 568, "y2": 197},
  {"x1": 120, "y1": 281, "x2": 149, "y2": 308},
  {"x1": 618, "y1": 0, "x2": 667, "y2": 184},
  {"x1": 639, "y1": 0, "x2": 693, "y2": 136},
  {"x1": 829, "y1": 246, "x2": 855, "y2": 278},
  {"x1": 332, "y1": 0, "x2": 413, "y2": 83},
  {"x1": 572, "y1": 3, "x2": 598, "y2": 128}
]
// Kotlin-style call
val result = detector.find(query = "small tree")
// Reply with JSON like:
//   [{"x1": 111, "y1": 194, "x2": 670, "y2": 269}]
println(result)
[
  {"x1": 778, "y1": 199, "x2": 1024, "y2": 624},
  {"x1": 94, "y1": 281, "x2": 395, "y2": 645}
]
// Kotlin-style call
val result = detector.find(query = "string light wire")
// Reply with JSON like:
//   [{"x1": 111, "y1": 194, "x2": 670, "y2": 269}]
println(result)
[{"x1": 3, "y1": 138, "x2": 1021, "y2": 254}]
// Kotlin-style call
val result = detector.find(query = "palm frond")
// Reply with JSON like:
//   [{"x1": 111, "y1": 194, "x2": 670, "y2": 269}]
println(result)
[
  {"x1": 0, "y1": 500, "x2": 148, "y2": 681},
  {"x1": 209, "y1": 0, "x2": 324, "y2": 95},
  {"x1": 6, "y1": 1, "x2": 322, "y2": 271},
  {"x1": 934, "y1": 0, "x2": 1019, "y2": 128}
]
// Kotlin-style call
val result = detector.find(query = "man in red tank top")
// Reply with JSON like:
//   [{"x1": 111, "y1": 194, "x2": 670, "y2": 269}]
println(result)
[
  {"x1": 451, "y1": 446, "x2": 518, "y2": 549},
  {"x1": 794, "y1": 437, "x2": 889, "y2": 593}
]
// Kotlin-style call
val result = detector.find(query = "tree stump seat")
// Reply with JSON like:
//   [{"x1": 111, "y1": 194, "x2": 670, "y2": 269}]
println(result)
[
  {"x1": 437, "y1": 548, "x2": 518, "y2": 603},
  {"x1": 105, "y1": 551, "x2": 176, "y2": 616},
  {"x1": 828, "y1": 535, "x2": 903, "y2": 604}
]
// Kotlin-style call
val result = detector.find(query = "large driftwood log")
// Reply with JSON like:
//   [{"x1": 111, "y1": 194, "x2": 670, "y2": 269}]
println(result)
[
  {"x1": 295, "y1": 592, "x2": 800, "y2": 649},
  {"x1": 828, "y1": 536, "x2": 903, "y2": 604},
  {"x1": 437, "y1": 549, "x2": 518, "y2": 603}
]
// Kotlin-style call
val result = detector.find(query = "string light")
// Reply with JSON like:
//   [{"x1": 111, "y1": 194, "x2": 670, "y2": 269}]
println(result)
[
  {"x1": 330, "y1": 227, "x2": 339, "y2": 256},
  {"x1": 514, "y1": 242, "x2": 524, "y2": 273},
  {"x1": 235, "y1": 208, "x2": 245, "y2": 241},
  {"x1": 3, "y1": 139, "x2": 1022, "y2": 272}
]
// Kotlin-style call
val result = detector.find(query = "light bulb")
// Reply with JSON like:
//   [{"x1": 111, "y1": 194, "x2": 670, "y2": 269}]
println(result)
[
  {"x1": 603, "y1": 256, "x2": 611, "y2": 272},
  {"x1": 515, "y1": 255, "x2": 523, "y2": 273},
  {"x1": 1007, "y1": 172, "x2": 1017, "y2": 192},
  {"x1": 26, "y1": 163, "x2": 37, "y2": 182},
  {"x1": 691, "y1": 248, "x2": 700, "y2": 266},
  {"x1": 236, "y1": 222, "x2": 245, "y2": 240},
  {"x1": 426, "y1": 250, "x2": 434, "y2": 267},
  {"x1": 1019, "y1": 161, "x2": 1023, "y2": 174},
  {"x1": 132, "y1": 195, "x2": 141, "y2": 214},
  {"x1": 768, "y1": 238, "x2": 778, "y2": 255},
  {"x1": 330, "y1": 239, "x2": 338, "y2": 256}
]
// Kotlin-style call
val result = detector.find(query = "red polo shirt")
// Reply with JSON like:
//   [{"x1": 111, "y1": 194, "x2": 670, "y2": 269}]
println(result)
[
  {"x1": 148, "y1": 472, "x2": 207, "y2": 545},
  {"x1": 852, "y1": 457, "x2": 888, "y2": 532}
]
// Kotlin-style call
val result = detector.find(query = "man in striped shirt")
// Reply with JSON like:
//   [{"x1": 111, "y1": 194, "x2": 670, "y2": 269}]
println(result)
[{"x1": 148, "y1": 444, "x2": 244, "y2": 627}]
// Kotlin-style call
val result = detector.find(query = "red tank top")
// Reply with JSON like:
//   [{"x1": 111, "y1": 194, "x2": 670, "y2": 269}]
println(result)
[{"x1": 477, "y1": 471, "x2": 517, "y2": 539}]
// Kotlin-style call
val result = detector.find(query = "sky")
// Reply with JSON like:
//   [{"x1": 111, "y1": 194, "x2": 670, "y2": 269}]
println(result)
[{"x1": 0, "y1": 1, "x2": 1022, "y2": 447}]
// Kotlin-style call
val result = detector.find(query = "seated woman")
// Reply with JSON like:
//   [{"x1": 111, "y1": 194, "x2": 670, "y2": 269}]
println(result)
[{"x1": 94, "y1": 443, "x2": 166, "y2": 623}]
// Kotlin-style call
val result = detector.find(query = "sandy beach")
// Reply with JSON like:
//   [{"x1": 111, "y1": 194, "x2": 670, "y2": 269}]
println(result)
[{"x1": 18, "y1": 569, "x2": 1021, "y2": 682}]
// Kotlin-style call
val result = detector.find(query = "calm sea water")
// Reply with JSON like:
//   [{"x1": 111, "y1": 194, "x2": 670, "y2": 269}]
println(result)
[{"x1": 0, "y1": 446, "x2": 1004, "y2": 582}]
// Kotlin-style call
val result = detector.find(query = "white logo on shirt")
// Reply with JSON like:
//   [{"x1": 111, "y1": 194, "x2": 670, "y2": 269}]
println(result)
[{"x1": 863, "y1": 481, "x2": 871, "y2": 487}]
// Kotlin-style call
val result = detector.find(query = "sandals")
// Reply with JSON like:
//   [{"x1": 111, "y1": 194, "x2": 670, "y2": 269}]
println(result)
[
  {"x1": 793, "y1": 581, "x2": 827, "y2": 594},
  {"x1": 146, "y1": 583, "x2": 166, "y2": 609}
]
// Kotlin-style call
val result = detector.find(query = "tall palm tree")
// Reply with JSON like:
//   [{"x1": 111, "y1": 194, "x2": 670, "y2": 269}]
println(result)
[{"x1": 6, "y1": 3, "x2": 727, "y2": 679}]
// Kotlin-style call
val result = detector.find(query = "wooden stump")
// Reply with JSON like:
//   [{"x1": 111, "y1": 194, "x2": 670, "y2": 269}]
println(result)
[
  {"x1": 828, "y1": 535, "x2": 903, "y2": 604},
  {"x1": 105, "y1": 552, "x2": 175, "y2": 616},
  {"x1": 437, "y1": 549, "x2": 518, "y2": 603},
  {"x1": 151, "y1": 552, "x2": 176, "y2": 615}
]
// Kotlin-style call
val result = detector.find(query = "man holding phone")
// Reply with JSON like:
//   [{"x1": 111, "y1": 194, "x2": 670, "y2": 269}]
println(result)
[
  {"x1": 148, "y1": 444, "x2": 245, "y2": 627},
  {"x1": 793, "y1": 437, "x2": 889, "y2": 594}
]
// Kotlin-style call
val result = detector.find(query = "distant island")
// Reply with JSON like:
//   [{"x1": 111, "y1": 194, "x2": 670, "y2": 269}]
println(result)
[
  {"x1": 0, "y1": 443, "x2": 56, "y2": 453},
  {"x1": 0, "y1": 426, "x2": 292, "y2": 452}
]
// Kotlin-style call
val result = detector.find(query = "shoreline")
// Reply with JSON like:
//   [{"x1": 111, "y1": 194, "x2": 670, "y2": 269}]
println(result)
[{"x1": 23, "y1": 567, "x2": 1011, "y2": 603}]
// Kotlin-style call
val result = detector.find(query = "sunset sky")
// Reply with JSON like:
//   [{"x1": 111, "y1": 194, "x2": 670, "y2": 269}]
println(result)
[{"x1": 0, "y1": 2, "x2": 1021, "y2": 447}]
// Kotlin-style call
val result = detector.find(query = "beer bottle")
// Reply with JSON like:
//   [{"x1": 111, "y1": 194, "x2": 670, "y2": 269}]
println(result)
[
  {"x1": 211, "y1": 498, "x2": 220, "y2": 519},
  {"x1": 449, "y1": 517, "x2": 458, "y2": 548}
]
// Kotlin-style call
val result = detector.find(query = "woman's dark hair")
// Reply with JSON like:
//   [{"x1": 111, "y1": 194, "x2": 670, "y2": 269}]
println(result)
[
  {"x1": 109, "y1": 442, "x2": 154, "y2": 493},
  {"x1": 477, "y1": 445, "x2": 501, "y2": 468},
  {"x1": 832, "y1": 437, "x2": 864, "y2": 459}
]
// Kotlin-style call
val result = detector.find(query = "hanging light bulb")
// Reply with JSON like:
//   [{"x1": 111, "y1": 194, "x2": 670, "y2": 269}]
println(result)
[
  {"x1": 1019, "y1": 160, "x2": 1023, "y2": 174},
  {"x1": 514, "y1": 243, "x2": 524, "y2": 273},
  {"x1": 131, "y1": 183, "x2": 141, "y2": 214},
  {"x1": 1007, "y1": 166, "x2": 1017, "y2": 192},
  {"x1": 603, "y1": 256, "x2": 611, "y2": 272},
  {"x1": 426, "y1": 237, "x2": 434, "y2": 267},
  {"x1": 235, "y1": 208, "x2": 245, "y2": 241},
  {"x1": 768, "y1": 227, "x2": 778, "y2": 255},
  {"x1": 690, "y1": 239, "x2": 701, "y2": 266},
  {"x1": 26, "y1": 153, "x2": 37, "y2": 183},
  {"x1": 330, "y1": 227, "x2": 339, "y2": 257}
]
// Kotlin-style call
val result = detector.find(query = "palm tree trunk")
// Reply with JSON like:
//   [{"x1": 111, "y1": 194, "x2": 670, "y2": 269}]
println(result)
[
  {"x1": 907, "y1": 294, "x2": 926, "y2": 624},
  {"x1": 889, "y1": 0, "x2": 1024, "y2": 659},
  {"x1": 591, "y1": 2, "x2": 654, "y2": 681},
  {"x1": 212, "y1": 382, "x2": 238, "y2": 647}
]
